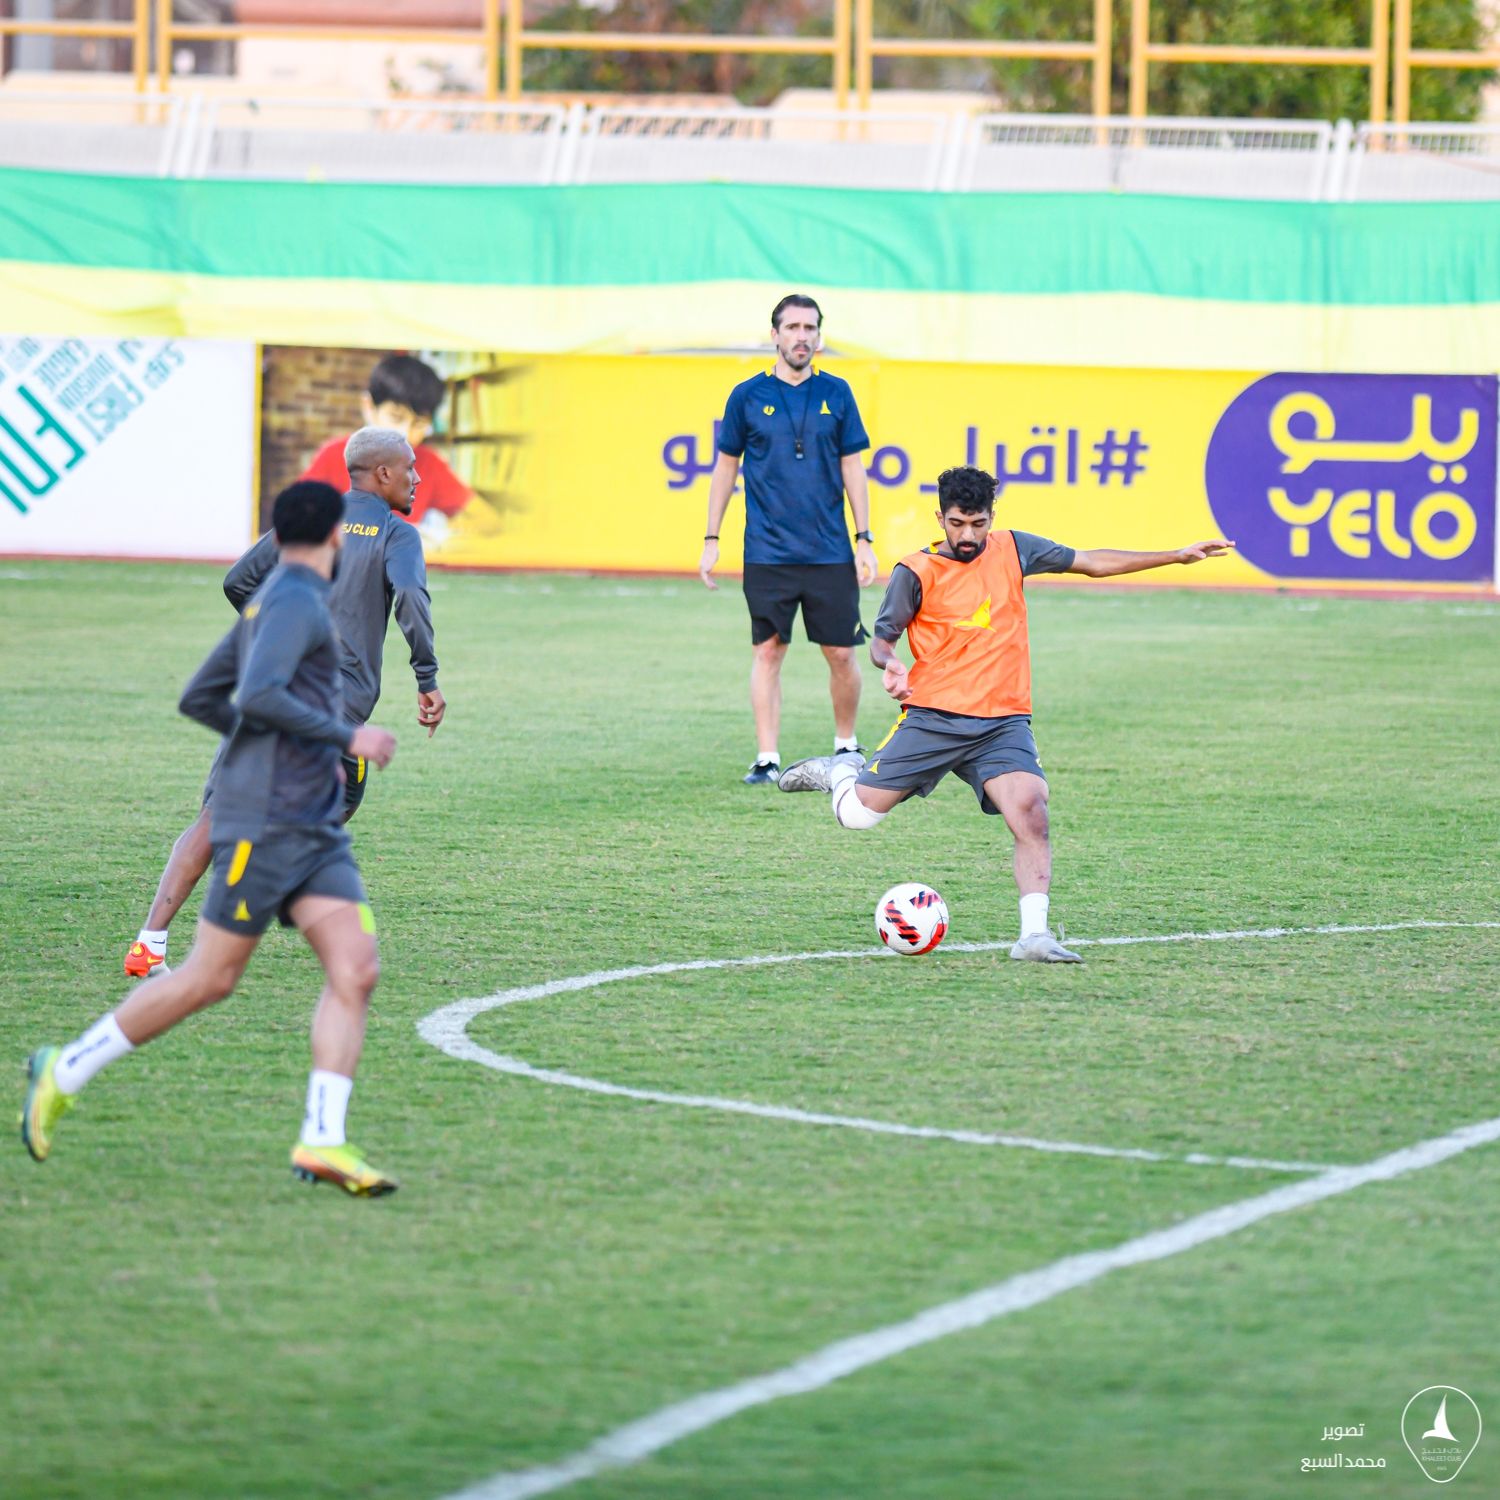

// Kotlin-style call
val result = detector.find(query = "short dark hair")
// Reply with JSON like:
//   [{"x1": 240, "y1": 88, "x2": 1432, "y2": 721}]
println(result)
[
  {"x1": 771, "y1": 294, "x2": 823, "y2": 331},
  {"x1": 367, "y1": 353, "x2": 446, "y2": 418},
  {"x1": 273, "y1": 480, "x2": 345, "y2": 545},
  {"x1": 936, "y1": 466, "x2": 997, "y2": 515}
]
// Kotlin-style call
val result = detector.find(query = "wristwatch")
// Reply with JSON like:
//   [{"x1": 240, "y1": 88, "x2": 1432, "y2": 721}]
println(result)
[{"x1": 855, "y1": 531, "x2": 873, "y2": 542}]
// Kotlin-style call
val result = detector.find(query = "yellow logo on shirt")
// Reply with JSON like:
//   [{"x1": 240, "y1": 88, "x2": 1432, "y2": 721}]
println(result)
[
  {"x1": 763, "y1": 405, "x2": 775, "y2": 416},
  {"x1": 344, "y1": 523, "x2": 381, "y2": 537},
  {"x1": 955, "y1": 595, "x2": 995, "y2": 632},
  {"x1": 820, "y1": 400, "x2": 831, "y2": 415},
  {"x1": 243, "y1": 603, "x2": 260, "y2": 619}
]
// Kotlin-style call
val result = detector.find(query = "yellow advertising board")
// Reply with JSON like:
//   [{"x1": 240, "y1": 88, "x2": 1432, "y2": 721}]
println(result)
[{"x1": 263, "y1": 349, "x2": 1496, "y2": 592}]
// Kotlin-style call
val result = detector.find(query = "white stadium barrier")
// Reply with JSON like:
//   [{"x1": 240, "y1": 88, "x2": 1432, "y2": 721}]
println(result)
[
  {"x1": 0, "y1": 90, "x2": 182, "y2": 177},
  {"x1": 570, "y1": 105, "x2": 953, "y2": 191},
  {"x1": 1344, "y1": 122, "x2": 1500, "y2": 201},
  {"x1": 2, "y1": 92, "x2": 1497, "y2": 200},
  {"x1": 171, "y1": 96, "x2": 575, "y2": 186},
  {"x1": 955, "y1": 114, "x2": 1336, "y2": 200}
]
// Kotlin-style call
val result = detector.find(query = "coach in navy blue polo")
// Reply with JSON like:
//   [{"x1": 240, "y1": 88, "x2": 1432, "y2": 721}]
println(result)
[{"x1": 699, "y1": 294, "x2": 878, "y2": 785}]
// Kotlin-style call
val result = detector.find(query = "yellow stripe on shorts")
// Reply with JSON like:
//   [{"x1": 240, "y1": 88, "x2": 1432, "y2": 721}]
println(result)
[
  {"x1": 873, "y1": 710, "x2": 907, "y2": 755},
  {"x1": 356, "y1": 756, "x2": 366, "y2": 784},
  {"x1": 226, "y1": 840, "x2": 254, "y2": 887}
]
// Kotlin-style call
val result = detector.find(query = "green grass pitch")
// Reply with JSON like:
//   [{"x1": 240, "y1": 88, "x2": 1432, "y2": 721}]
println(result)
[{"x1": 2, "y1": 561, "x2": 1498, "y2": 1499}]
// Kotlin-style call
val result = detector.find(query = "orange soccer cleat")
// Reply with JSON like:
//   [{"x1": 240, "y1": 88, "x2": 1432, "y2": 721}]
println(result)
[{"x1": 123, "y1": 942, "x2": 169, "y2": 980}]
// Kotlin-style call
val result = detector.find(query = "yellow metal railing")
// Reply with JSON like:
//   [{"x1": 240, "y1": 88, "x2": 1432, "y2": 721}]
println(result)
[
  {"x1": 503, "y1": 0, "x2": 851, "y2": 111},
  {"x1": 0, "y1": 2, "x2": 151, "y2": 95},
  {"x1": 854, "y1": 0, "x2": 1113, "y2": 117},
  {"x1": 1391, "y1": 0, "x2": 1499, "y2": 124},
  {"x1": 154, "y1": 0, "x2": 505, "y2": 98},
  {"x1": 1129, "y1": 0, "x2": 1391, "y2": 121},
  {"x1": 7, "y1": 0, "x2": 1464, "y2": 125}
]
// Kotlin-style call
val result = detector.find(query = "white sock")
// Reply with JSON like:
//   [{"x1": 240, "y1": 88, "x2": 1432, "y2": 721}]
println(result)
[
  {"x1": 834, "y1": 735, "x2": 860, "y2": 753},
  {"x1": 54, "y1": 1014, "x2": 134, "y2": 1096},
  {"x1": 1019, "y1": 892, "x2": 1050, "y2": 939},
  {"x1": 138, "y1": 928, "x2": 169, "y2": 953},
  {"x1": 756, "y1": 751, "x2": 779, "y2": 766},
  {"x1": 832, "y1": 763, "x2": 886, "y2": 829},
  {"x1": 301, "y1": 1070, "x2": 353, "y2": 1147}
]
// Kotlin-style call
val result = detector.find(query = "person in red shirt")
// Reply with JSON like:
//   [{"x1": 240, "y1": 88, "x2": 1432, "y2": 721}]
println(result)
[{"x1": 301, "y1": 353, "x2": 472, "y2": 540}]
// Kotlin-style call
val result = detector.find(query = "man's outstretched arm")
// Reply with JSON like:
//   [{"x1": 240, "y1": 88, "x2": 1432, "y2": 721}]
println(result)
[{"x1": 1067, "y1": 540, "x2": 1235, "y2": 578}]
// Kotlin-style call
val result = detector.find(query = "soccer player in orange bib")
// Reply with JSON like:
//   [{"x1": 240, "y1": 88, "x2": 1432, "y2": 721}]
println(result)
[{"x1": 779, "y1": 465, "x2": 1234, "y2": 961}]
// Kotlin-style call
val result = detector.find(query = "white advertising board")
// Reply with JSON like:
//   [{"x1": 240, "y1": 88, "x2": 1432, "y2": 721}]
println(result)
[{"x1": 0, "y1": 335, "x2": 256, "y2": 559}]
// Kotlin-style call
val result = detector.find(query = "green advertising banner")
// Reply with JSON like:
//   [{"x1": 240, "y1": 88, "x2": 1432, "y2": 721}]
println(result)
[{"x1": 3, "y1": 168, "x2": 1500, "y2": 370}]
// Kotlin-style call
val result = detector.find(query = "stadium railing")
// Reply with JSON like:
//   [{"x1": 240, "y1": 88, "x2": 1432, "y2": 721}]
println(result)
[
  {"x1": 153, "y1": 1, "x2": 505, "y2": 100},
  {"x1": 0, "y1": 6, "x2": 149, "y2": 95},
  {"x1": 852, "y1": 0, "x2": 1113, "y2": 119},
  {"x1": 503, "y1": 0, "x2": 853, "y2": 111},
  {"x1": 1392, "y1": 0, "x2": 1500, "y2": 125},
  {"x1": 1343, "y1": 121, "x2": 1500, "y2": 199},
  {"x1": 954, "y1": 115, "x2": 1337, "y2": 199},
  {"x1": 569, "y1": 105, "x2": 952, "y2": 191},
  {"x1": 0, "y1": 87, "x2": 180, "y2": 177},
  {"x1": 166, "y1": 95, "x2": 574, "y2": 186},
  {"x1": 1128, "y1": 0, "x2": 1392, "y2": 124}
]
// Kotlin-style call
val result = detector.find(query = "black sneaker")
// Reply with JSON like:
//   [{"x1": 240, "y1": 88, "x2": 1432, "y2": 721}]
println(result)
[{"x1": 742, "y1": 758, "x2": 781, "y2": 786}]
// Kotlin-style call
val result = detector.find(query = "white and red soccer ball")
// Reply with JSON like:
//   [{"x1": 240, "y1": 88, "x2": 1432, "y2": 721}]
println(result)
[{"x1": 875, "y1": 883, "x2": 949, "y2": 954}]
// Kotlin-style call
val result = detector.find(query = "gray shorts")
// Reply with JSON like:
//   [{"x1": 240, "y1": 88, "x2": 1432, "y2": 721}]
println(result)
[
  {"x1": 857, "y1": 704, "x2": 1046, "y2": 816},
  {"x1": 200, "y1": 823, "x2": 369, "y2": 937}
]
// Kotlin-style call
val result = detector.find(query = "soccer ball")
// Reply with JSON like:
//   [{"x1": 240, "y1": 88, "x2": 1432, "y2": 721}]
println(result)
[{"x1": 875, "y1": 883, "x2": 949, "y2": 954}]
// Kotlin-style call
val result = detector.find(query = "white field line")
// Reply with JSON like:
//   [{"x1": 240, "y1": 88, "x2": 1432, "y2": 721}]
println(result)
[
  {"x1": 416, "y1": 920, "x2": 1499, "y2": 1177},
  {"x1": 444, "y1": 1113, "x2": 1500, "y2": 1500}
]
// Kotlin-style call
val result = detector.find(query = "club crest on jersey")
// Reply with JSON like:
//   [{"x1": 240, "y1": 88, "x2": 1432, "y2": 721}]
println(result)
[
  {"x1": 763, "y1": 405, "x2": 775, "y2": 416},
  {"x1": 955, "y1": 595, "x2": 995, "y2": 632}
]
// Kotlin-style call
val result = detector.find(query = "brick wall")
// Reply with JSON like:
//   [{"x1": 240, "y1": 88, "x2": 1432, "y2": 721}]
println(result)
[{"x1": 258, "y1": 344, "x2": 373, "y2": 530}]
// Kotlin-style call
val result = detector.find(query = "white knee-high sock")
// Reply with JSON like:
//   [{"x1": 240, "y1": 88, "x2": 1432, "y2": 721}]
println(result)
[
  {"x1": 1019, "y1": 892, "x2": 1050, "y2": 939},
  {"x1": 301, "y1": 1070, "x2": 353, "y2": 1147},
  {"x1": 54, "y1": 1014, "x2": 134, "y2": 1095}
]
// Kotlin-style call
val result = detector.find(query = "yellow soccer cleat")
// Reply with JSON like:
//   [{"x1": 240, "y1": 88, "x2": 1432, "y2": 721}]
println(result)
[
  {"x1": 19, "y1": 1046, "x2": 73, "y2": 1163},
  {"x1": 290, "y1": 1141, "x2": 398, "y2": 1198}
]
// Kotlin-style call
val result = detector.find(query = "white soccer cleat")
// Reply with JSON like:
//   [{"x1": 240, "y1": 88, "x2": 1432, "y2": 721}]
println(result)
[
  {"x1": 779, "y1": 749, "x2": 864, "y2": 794},
  {"x1": 1009, "y1": 931, "x2": 1084, "y2": 963},
  {"x1": 777, "y1": 755, "x2": 835, "y2": 793}
]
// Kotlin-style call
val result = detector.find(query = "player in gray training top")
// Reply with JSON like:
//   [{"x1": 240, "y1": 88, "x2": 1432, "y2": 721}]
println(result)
[
  {"x1": 22, "y1": 480, "x2": 402, "y2": 1195},
  {"x1": 122, "y1": 426, "x2": 446, "y2": 981}
]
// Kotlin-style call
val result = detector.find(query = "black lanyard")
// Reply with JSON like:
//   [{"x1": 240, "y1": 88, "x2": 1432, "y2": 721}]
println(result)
[{"x1": 783, "y1": 381, "x2": 814, "y2": 460}]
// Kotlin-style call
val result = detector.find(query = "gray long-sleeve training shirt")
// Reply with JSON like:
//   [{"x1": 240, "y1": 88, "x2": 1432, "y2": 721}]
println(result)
[
  {"x1": 223, "y1": 488, "x2": 438, "y2": 725},
  {"x1": 180, "y1": 562, "x2": 351, "y2": 840}
]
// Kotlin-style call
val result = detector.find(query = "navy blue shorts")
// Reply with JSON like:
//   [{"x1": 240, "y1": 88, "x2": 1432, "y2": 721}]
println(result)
[{"x1": 743, "y1": 561, "x2": 867, "y2": 647}]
